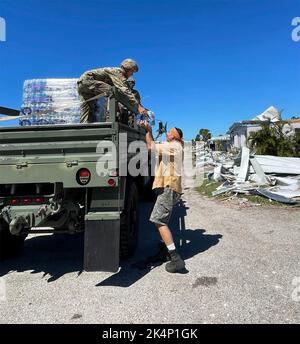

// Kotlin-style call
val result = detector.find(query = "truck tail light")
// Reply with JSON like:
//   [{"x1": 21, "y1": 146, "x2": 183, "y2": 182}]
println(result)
[
  {"x1": 107, "y1": 178, "x2": 116, "y2": 187},
  {"x1": 33, "y1": 197, "x2": 44, "y2": 203},
  {"x1": 23, "y1": 198, "x2": 32, "y2": 204},
  {"x1": 77, "y1": 168, "x2": 91, "y2": 186},
  {"x1": 9, "y1": 198, "x2": 20, "y2": 205}
]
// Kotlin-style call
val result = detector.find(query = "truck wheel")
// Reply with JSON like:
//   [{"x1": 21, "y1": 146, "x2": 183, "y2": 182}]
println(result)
[
  {"x1": 0, "y1": 220, "x2": 26, "y2": 261},
  {"x1": 120, "y1": 179, "x2": 139, "y2": 259}
]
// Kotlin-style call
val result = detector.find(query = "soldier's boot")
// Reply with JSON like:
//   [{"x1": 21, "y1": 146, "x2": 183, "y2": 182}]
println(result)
[
  {"x1": 165, "y1": 250, "x2": 185, "y2": 273},
  {"x1": 148, "y1": 242, "x2": 171, "y2": 263}
]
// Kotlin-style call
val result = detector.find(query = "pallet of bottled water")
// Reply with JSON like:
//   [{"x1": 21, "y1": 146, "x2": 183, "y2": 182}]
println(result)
[{"x1": 20, "y1": 79, "x2": 81, "y2": 126}]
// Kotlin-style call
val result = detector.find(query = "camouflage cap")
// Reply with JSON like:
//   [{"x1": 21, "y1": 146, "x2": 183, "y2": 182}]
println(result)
[{"x1": 120, "y1": 58, "x2": 139, "y2": 72}]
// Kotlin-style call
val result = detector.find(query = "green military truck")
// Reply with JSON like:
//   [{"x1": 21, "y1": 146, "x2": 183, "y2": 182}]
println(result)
[{"x1": 0, "y1": 88, "x2": 153, "y2": 272}]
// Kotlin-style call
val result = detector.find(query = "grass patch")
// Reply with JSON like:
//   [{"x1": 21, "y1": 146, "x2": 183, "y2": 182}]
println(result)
[
  {"x1": 244, "y1": 194, "x2": 281, "y2": 206},
  {"x1": 196, "y1": 178, "x2": 223, "y2": 197},
  {"x1": 196, "y1": 177, "x2": 289, "y2": 206}
]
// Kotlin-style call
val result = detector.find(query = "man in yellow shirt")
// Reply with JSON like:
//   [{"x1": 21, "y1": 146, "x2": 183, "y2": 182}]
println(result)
[{"x1": 140, "y1": 124, "x2": 186, "y2": 273}]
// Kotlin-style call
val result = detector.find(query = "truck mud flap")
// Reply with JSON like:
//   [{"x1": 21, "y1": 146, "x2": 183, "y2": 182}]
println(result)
[{"x1": 84, "y1": 213, "x2": 120, "y2": 272}]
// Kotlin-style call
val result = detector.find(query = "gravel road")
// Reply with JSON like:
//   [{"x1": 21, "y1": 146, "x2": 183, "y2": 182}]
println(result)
[{"x1": 0, "y1": 187, "x2": 299, "y2": 324}]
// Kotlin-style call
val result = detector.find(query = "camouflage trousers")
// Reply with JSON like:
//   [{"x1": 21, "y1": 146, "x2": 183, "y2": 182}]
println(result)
[
  {"x1": 150, "y1": 187, "x2": 181, "y2": 226},
  {"x1": 77, "y1": 79, "x2": 112, "y2": 123}
]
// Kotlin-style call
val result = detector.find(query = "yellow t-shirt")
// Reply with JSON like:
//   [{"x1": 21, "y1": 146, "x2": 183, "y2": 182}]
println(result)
[{"x1": 152, "y1": 141, "x2": 183, "y2": 194}]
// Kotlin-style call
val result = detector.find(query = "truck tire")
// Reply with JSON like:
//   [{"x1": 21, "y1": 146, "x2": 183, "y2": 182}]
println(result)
[
  {"x1": 120, "y1": 179, "x2": 139, "y2": 259},
  {"x1": 0, "y1": 220, "x2": 26, "y2": 261}
]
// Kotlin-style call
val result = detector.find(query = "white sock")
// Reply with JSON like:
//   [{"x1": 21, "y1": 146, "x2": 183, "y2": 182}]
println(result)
[{"x1": 167, "y1": 243, "x2": 176, "y2": 252}]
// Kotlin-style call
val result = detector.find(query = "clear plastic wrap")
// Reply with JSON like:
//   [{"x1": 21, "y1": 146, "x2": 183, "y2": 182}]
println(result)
[
  {"x1": 136, "y1": 111, "x2": 156, "y2": 126},
  {"x1": 20, "y1": 79, "x2": 81, "y2": 126}
]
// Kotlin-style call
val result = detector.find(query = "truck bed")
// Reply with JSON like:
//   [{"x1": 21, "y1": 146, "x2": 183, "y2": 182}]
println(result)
[{"x1": 0, "y1": 122, "x2": 145, "y2": 187}]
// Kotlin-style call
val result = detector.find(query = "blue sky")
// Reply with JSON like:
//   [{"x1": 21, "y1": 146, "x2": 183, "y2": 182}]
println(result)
[{"x1": 0, "y1": 0, "x2": 299, "y2": 139}]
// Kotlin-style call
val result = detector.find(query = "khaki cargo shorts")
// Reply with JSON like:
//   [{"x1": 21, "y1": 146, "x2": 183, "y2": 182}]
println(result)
[{"x1": 150, "y1": 187, "x2": 181, "y2": 226}]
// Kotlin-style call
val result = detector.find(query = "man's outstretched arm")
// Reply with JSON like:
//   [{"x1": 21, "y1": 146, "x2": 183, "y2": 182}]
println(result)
[{"x1": 141, "y1": 123, "x2": 156, "y2": 151}]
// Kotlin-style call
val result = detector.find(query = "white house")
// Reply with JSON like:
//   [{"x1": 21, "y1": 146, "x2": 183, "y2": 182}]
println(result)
[
  {"x1": 228, "y1": 106, "x2": 300, "y2": 149},
  {"x1": 208, "y1": 135, "x2": 231, "y2": 151}
]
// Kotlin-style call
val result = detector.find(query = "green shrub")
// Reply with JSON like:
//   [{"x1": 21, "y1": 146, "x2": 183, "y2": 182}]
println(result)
[{"x1": 248, "y1": 121, "x2": 299, "y2": 157}]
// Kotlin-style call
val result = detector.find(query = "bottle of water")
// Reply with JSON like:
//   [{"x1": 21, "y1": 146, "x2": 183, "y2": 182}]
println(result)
[
  {"x1": 135, "y1": 113, "x2": 142, "y2": 123},
  {"x1": 135, "y1": 111, "x2": 156, "y2": 126},
  {"x1": 147, "y1": 111, "x2": 156, "y2": 126}
]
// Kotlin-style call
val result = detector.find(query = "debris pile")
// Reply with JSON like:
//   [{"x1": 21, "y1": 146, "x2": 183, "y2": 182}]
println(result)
[
  {"x1": 195, "y1": 143, "x2": 235, "y2": 172},
  {"x1": 203, "y1": 147, "x2": 300, "y2": 204},
  {"x1": 253, "y1": 105, "x2": 281, "y2": 122}
]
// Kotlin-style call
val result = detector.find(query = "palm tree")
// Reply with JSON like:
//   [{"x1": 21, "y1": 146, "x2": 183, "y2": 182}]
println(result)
[
  {"x1": 199, "y1": 128, "x2": 212, "y2": 142},
  {"x1": 248, "y1": 121, "x2": 296, "y2": 156}
]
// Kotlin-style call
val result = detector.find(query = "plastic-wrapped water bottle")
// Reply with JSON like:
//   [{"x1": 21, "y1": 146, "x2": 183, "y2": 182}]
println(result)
[
  {"x1": 20, "y1": 118, "x2": 32, "y2": 126},
  {"x1": 135, "y1": 113, "x2": 142, "y2": 123},
  {"x1": 21, "y1": 78, "x2": 82, "y2": 126},
  {"x1": 136, "y1": 111, "x2": 156, "y2": 126},
  {"x1": 147, "y1": 111, "x2": 156, "y2": 126},
  {"x1": 21, "y1": 107, "x2": 32, "y2": 116}
]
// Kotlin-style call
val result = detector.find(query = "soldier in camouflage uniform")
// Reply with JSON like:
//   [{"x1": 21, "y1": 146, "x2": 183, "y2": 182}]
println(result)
[
  {"x1": 124, "y1": 77, "x2": 143, "y2": 126},
  {"x1": 126, "y1": 77, "x2": 141, "y2": 104},
  {"x1": 77, "y1": 59, "x2": 148, "y2": 123}
]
